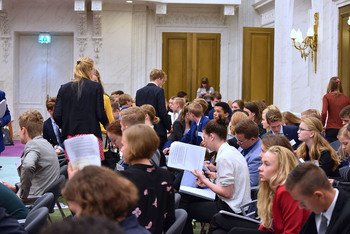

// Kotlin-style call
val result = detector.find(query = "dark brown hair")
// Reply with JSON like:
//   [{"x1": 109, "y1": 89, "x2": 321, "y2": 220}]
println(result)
[
  {"x1": 234, "y1": 119, "x2": 259, "y2": 139},
  {"x1": 203, "y1": 115, "x2": 229, "y2": 140}
]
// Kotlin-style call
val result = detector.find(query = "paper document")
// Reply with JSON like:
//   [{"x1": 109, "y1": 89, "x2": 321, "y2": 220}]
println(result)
[
  {"x1": 167, "y1": 142, "x2": 206, "y2": 172},
  {"x1": 0, "y1": 99, "x2": 6, "y2": 118},
  {"x1": 64, "y1": 134, "x2": 101, "y2": 170},
  {"x1": 179, "y1": 170, "x2": 216, "y2": 201}
]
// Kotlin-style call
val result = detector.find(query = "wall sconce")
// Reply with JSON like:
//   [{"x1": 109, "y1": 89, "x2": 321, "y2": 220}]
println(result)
[
  {"x1": 290, "y1": 12, "x2": 319, "y2": 73},
  {"x1": 348, "y1": 16, "x2": 350, "y2": 25}
]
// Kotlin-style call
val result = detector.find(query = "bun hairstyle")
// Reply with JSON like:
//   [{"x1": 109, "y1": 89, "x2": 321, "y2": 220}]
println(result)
[{"x1": 203, "y1": 115, "x2": 229, "y2": 140}]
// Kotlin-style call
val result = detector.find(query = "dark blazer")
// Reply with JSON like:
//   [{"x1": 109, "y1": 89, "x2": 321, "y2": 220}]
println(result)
[
  {"x1": 53, "y1": 79, "x2": 108, "y2": 140},
  {"x1": 262, "y1": 125, "x2": 301, "y2": 150},
  {"x1": 0, "y1": 90, "x2": 11, "y2": 153},
  {"x1": 180, "y1": 115, "x2": 210, "y2": 146},
  {"x1": 300, "y1": 189, "x2": 350, "y2": 234},
  {"x1": 136, "y1": 83, "x2": 171, "y2": 139},
  {"x1": 43, "y1": 117, "x2": 63, "y2": 147}
]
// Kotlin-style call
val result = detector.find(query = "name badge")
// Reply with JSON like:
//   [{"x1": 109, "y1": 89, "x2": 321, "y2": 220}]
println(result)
[{"x1": 290, "y1": 139, "x2": 296, "y2": 146}]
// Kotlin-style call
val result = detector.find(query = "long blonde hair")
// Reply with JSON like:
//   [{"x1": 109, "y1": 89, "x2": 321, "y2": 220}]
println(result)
[
  {"x1": 257, "y1": 146, "x2": 298, "y2": 228},
  {"x1": 337, "y1": 125, "x2": 350, "y2": 163},
  {"x1": 296, "y1": 117, "x2": 340, "y2": 171},
  {"x1": 73, "y1": 57, "x2": 95, "y2": 99}
]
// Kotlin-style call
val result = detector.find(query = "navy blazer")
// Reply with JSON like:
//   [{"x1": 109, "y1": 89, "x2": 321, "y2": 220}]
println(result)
[
  {"x1": 136, "y1": 83, "x2": 171, "y2": 138},
  {"x1": 300, "y1": 189, "x2": 350, "y2": 234},
  {"x1": 0, "y1": 91, "x2": 11, "y2": 153},
  {"x1": 262, "y1": 125, "x2": 301, "y2": 150},
  {"x1": 53, "y1": 79, "x2": 108, "y2": 140},
  {"x1": 179, "y1": 115, "x2": 210, "y2": 146},
  {"x1": 43, "y1": 118, "x2": 63, "y2": 148}
]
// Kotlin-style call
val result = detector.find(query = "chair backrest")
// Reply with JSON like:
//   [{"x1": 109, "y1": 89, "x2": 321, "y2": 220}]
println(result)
[
  {"x1": 165, "y1": 209, "x2": 188, "y2": 234},
  {"x1": 174, "y1": 193, "x2": 181, "y2": 209},
  {"x1": 30, "y1": 192, "x2": 54, "y2": 213},
  {"x1": 240, "y1": 199, "x2": 258, "y2": 219},
  {"x1": 60, "y1": 164, "x2": 68, "y2": 179},
  {"x1": 43, "y1": 174, "x2": 65, "y2": 213},
  {"x1": 339, "y1": 166, "x2": 350, "y2": 182},
  {"x1": 24, "y1": 207, "x2": 49, "y2": 234}
]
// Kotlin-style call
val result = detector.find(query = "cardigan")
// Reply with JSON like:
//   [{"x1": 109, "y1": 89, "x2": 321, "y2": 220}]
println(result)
[
  {"x1": 259, "y1": 185, "x2": 311, "y2": 234},
  {"x1": 322, "y1": 93, "x2": 350, "y2": 129}
]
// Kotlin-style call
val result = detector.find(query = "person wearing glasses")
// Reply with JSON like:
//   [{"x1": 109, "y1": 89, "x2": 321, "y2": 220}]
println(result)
[
  {"x1": 234, "y1": 119, "x2": 262, "y2": 186},
  {"x1": 296, "y1": 116, "x2": 340, "y2": 177}
]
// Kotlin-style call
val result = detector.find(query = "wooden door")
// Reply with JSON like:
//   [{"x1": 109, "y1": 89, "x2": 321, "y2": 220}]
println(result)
[
  {"x1": 162, "y1": 33, "x2": 220, "y2": 101},
  {"x1": 242, "y1": 27, "x2": 274, "y2": 104},
  {"x1": 339, "y1": 5, "x2": 350, "y2": 96}
]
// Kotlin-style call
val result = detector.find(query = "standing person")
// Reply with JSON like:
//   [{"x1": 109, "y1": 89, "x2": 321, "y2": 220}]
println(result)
[
  {"x1": 197, "y1": 77, "x2": 214, "y2": 102},
  {"x1": 322, "y1": 77, "x2": 350, "y2": 143},
  {"x1": 297, "y1": 117, "x2": 340, "y2": 177},
  {"x1": 286, "y1": 162, "x2": 350, "y2": 234},
  {"x1": 0, "y1": 90, "x2": 11, "y2": 168},
  {"x1": 135, "y1": 69, "x2": 171, "y2": 150},
  {"x1": 53, "y1": 57, "x2": 108, "y2": 161},
  {"x1": 91, "y1": 69, "x2": 115, "y2": 148}
]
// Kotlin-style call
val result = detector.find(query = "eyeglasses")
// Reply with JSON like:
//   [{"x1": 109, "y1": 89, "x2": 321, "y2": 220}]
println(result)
[
  {"x1": 235, "y1": 136, "x2": 249, "y2": 144},
  {"x1": 298, "y1": 127, "x2": 311, "y2": 132}
]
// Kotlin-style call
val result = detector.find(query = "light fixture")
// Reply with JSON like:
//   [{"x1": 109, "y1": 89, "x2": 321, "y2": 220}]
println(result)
[
  {"x1": 290, "y1": 12, "x2": 319, "y2": 73},
  {"x1": 38, "y1": 32, "x2": 51, "y2": 44},
  {"x1": 126, "y1": 0, "x2": 133, "y2": 3},
  {"x1": 348, "y1": 16, "x2": 350, "y2": 25},
  {"x1": 91, "y1": 0, "x2": 102, "y2": 11},
  {"x1": 74, "y1": 0, "x2": 85, "y2": 11}
]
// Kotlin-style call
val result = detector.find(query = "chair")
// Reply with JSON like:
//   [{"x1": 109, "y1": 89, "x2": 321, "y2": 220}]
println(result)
[
  {"x1": 174, "y1": 193, "x2": 181, "y2": 209},
  {"x1": 165, "y1": 209, "x2": 188, "y2": 234},
  {"x1": 219, "y1": 199, "x2": 260, "y2": 226},
  {"x1": 43, "y1": 174, "x2": 66, "y2": 219},
  {"x1": 24, "y1": 207, "x2": 49, "y2": 234},
  {"x1": 60, "y1": 164, "x2": 68, "y2": 179},
  {"x1": 28, "y1": 192, "x2": 54, "y2": 213},
  {"x1": 339, "y1": 166, "x2": 350, "y2": 182},
  {"x1": 251, "y1": 185, "x2": 259, "y2": 200}
]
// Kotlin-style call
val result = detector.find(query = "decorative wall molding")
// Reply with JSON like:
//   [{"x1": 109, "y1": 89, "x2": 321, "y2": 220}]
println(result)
[
  {"x1": 156, "y1": 12, "x2": 225, "y2": 26},
  {"x1": 92, "y1": 12, "x2": 102, "y2": 64},
  {"x1": 0, "y1": 12, "x2": 11, "y2": 63},
  {"x1": 76, "y1": 11, "x2": 88, "y2": 57},
  {"x1": 261, "y1": 9, "x2": 275, "y2": 26}
]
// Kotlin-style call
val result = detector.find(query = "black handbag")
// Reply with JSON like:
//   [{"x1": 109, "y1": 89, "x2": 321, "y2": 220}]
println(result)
[
  {"x1": 101, "y1": 138, "x2": 120, "y2": 170},
  {"x1": 2, "y1": 127, "x2": 13, "y2": 146}
]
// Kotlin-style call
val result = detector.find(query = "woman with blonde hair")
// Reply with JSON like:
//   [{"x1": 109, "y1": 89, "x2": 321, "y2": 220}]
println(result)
[
  {"x1": 227, "y1": 111, "x2": 249, "y2": 149},
  {"x1": 282, "y1": 111, "x2": 300, "y2": 127},
  {"x1": 140, "y1": 104, "x2": 160, "y2": 127},
  {"x1": 212, "y1": 146, "x2": 310, "y2": 234},
  {"x1": 92, "y1": 69, "x2": 115, "y2": 148},
  {"x1": 337, "y1": 125, "x2": 350, "y2": 167},
  {"x1": 297, "y1": 116, "x2": 340, "y2": 177},
  {"x1": 322, "y1": 77, "x2": 350, "y2": 143},
  {"x1": 54, "y1": 57, "x2": 108, "y2": 161}
]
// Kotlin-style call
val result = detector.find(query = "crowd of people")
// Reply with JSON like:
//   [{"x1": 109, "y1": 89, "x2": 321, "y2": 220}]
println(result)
[{"x1": 1, "y1": 56, "x2": 350, "y2": 234}]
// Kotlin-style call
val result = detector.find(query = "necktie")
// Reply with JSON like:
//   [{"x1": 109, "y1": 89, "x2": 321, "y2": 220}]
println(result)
[{"x1": 319, "y1": 214, "x2": 328, "y2": 234}]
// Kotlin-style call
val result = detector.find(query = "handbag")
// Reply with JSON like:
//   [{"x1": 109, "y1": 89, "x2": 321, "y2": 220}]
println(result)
[
  {"x1": 2, "y1": 127, "x2": 13, "y2": 146},
  {"x1": 101, "y1": 137, "x2": 120, "y2": 170}
]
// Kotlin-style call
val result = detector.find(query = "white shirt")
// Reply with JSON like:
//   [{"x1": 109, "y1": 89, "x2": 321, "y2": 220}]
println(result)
[{"x1": 216, "y1": 142, "x2": 251, "y2": 213}]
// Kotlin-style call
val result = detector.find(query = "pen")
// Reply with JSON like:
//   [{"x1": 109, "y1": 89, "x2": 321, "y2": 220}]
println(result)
[{"x1": 209, "y1": 156, "x2": 214, "y2": 165}]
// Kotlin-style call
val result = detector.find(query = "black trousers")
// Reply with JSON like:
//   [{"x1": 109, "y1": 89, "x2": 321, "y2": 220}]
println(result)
[
  {"x1": 179, "y1": 193, "x2": 235, "y2": 234},
  {"x1": 209, "y1": 213, "x2": 260, "y2": 234}
]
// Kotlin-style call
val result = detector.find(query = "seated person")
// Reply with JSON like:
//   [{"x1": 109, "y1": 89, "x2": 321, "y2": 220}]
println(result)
[
  {"x1": 212, "y1": 146, "x2": 310, "y2": 234},
  {"x1": 235, "y1": 119, "x2": 262, "y2": 186},
  {"x1": 3, "y1": 110, "x2": 60, "y2": 201},
  {"x1": 63, "y1": 165, "x2": 149, "y2": 234},
  {"x1": 207, "y1": 91, "x2": 222, "y2": 118},
  {"x1": 166, "y1": 102, "x2": 191, "y2": 143},
  {"x1": 119, "y1": 94, "x2": 133, "y2": 113},
  {"x1": 119, "y1": 124, "x2": 175, "y2": 234},
  {"x1": 43, "y1": 96, "x2": 64, "y2": 154},
  {"x1": 112, "y1": 102, "x2": 121, "y2": 121},
  {"x1": 227, "y1": 110, "x2": 249, "y2": 149},
  {"x1": 180, "y1": 116, "x2": 251, "y2": 234},
  {"x1": 0, "y1": 183, "x2": 28, "y2": 220},
  {"x1": 296, "y1": 117, "x2": 340, "y2": 177},
  {"x1": 263, "y1": 109, "x2": 301, "y2": 150},
  {"x1": 213, "y1": 102, "x2": 231, "y2": 121},
  {"x1": 0, "y1": 206, "x2": 27, "y2": 234},
  {"x1": 286, "y1": 162, "x2": 350, "y2": 234},
  {"x1": 40, "y1": 215, "x2": 125, "y2": 234}
]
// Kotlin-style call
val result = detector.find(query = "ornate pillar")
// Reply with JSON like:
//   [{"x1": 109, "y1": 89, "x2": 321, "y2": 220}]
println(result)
[
  {"x1": 92, "y1": 12, "x2": 102, "y2": 64},
  {"x1": 76, "y1": 12, "x2": 88, "y2": 58},
  {"x1": 0, "y1": 12, "x2": 10, "y2": 63}
]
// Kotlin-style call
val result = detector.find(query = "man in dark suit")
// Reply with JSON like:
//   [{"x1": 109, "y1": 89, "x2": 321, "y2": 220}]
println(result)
[
  {"x1": 43, "y1": 96, "x2": 64, "y2": 154},
  {"x1": 262, "y1": 109, "x2": 301, "y2": 150},
  {"x1": 135, "y1": 69, "x2": 171, "y2": 149},
  {"x1": 286, "y1": 162, "x2": 350, "y2": 234},
  {"x1": 0, "y1": 90, "x2": 11, "y2": 168}
]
